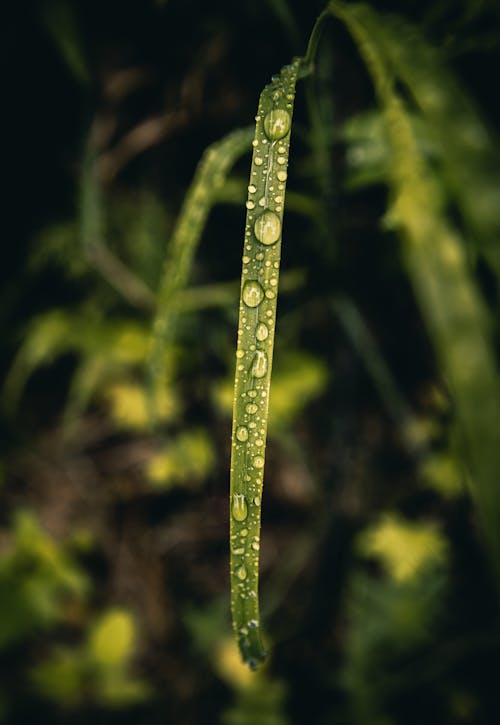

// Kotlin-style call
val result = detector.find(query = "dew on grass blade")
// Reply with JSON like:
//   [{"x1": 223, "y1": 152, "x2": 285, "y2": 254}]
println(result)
[{"x1": 230, "y1": 57, "x2": 299, "y2": 670}]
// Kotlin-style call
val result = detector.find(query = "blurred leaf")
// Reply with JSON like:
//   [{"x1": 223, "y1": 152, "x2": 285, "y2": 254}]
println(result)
[
  {"x1": 357, "y1": 513, "x2": 448, "y2": 583},
  {"x1": 41, "y1": 0, "x2": 90, "y2": 85},
  {"x1": 33, "y1": 607, "x2": 149, "y2": 708},
  {"x1": 88, "y1": 609, "x2": 136, "y2": 667},
  {"x1": 104, "y1": 380, "x2": 179, "y2": 431},
  {"x1": 0, "y1": 511, "x2": 89, "y2": 649},
  {"x1": 145, "y1": 429, "x2": 215, "y2": 488}
]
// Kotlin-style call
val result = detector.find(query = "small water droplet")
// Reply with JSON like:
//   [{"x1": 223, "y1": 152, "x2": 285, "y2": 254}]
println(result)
[
  {"x1": 252, "y1": 139, "x2": 259, "y2": 147},
  {"x1": 277, "y1": 156, "x2": 287, "y2": 165},
  {"x1": 255, "y1": 322, "x2": 269, "y2": 341},
  {"x1": 254, "y1": 210, "x2": 281, "y2": 246},
  {"x1": 248, "y1": 390, "x2": 257, "y2": 398},
  {"x1": 242, "y1": 280, "x2": 264, "y2": 308},
  {"x1": 277, "y1": 170, "x2": 287, "y2": 182},
  {"x1": 263, "y1": 109, "x2": 291, "y2": 140},
  {"x1": 265, "y1": 290, "x2": 275, "y2": 299},
  {"x1": 240, "y1": 529, "x2": 248, "y2": 536},
  {"x1": 246, "y1": 200, "x2": 255, "y2": 210},
  {"x1": 231, "y1": 494, "x2": 248, "y2": 522},
  {"x1": 253, "y1": 455, "x2": 265, "y2": 469},
  {"x1": 232, "y1": 547, "x2": 245, "y2": 555},
  {"x1": 255, "y1": 438, "x2": 264, "y2": 446},
  {"x1": 236, "y1": 425, "x2": 249, "y2": 442},
  {"x1": 248, "y1": 184, "x2": 257, "y2": 193},
  {"x1": 251, "y1": 541, "x2": 260, "y2": 551},
  {"x1": 236, "y1": 349, "x2": 244, "y2": 359},
  {"x1": 245, "y1": 403, "x2": 257, "y2": 415},
  {"x1": 248, "y1": 618, "x2": 259, "y2": 629},
  {"x1": 236, "y1": 565, "x2": 247, "y2": 580},
  {"x1": 254, "y1": 157, "x2": 263, "y2": 166},
  {"x1": 253, "y1": 496, "x2": 260, "y2": 506},
  {"x1": 251, "y1": 350, "x2": 268, "y2": 378}
]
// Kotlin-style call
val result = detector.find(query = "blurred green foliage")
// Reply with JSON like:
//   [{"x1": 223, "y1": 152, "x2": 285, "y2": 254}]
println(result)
[
  {"x1": 0, "y1": 511, "x2": 88, "y2": 650},
  {"x1": 1, "y1": 0, "x2": 500, "y2": 723}
]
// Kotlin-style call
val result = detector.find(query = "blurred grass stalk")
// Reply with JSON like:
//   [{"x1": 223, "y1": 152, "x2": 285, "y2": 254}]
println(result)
[{"x1": 330, "y1": 1, "x2": 500, "y2": 581}]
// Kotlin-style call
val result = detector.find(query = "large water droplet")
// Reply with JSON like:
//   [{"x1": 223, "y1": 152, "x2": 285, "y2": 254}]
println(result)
[
  {"x1": 231, "y1": 494, "x2": 248, "y2": 522},
  {"x1": 254, "y1": 210, "x2": 281, "y2": 246},
  {"x1": 263, "y1": 109, "x2": 291, "y2": 140},
  {"x1": 236, "y1": 425, "x2": 249, "y2": 442},
  {"x1": 251, "y1": 350, "x2": 268, "y2": 378},
  {"x1": 236, "y1": 565, "x2": 247, "y2": 581},
  {"x1": 242, "y1": 280, "x2": 264, "y2": 308},
  {"x1": 255, "y1": 322, "x2": 269, "y2": 341}
]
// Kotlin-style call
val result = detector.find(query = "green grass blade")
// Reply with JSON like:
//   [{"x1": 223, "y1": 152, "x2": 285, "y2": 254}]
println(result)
[
  {"x1": 329, "y1": 1, "x2": 500, "y2": 576},
  {"x1": 148, "y1": 127, "x2": 253, "y2": 418},
  {"x1": 229, "y1": 58, "x2": 300, "y2": 669},
  {"x1": 368, "y1": 12, "x2": 500, "y2": 283}
]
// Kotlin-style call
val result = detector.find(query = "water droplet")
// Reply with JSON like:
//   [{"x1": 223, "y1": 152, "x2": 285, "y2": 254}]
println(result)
[
  {"x1": 231, "y1": 494, "x2": 248, "y2": 522},
  {"x1": 232, "y1": 547, "x2": 245, "y2": 555},
  {"x1": 251, "y1": 541, "x2": 260, "y2": 551},
  {"x1": 251, "y1": 350, "x2": 268, "y2": 378},
  {"x1": 236, "y1": 349, "x2": 244, "y2": 359},
  {"x1": 277, "y1": 156, "x2": 287, "y2": 165},
  {"x1": 236, "y1": 425, "x2": 249, "y2": 442},
  {"x1": 242, "y1": 280, "x2": 264, "y2": 308},
  {"x1": 254, "y1": 210, "x2": 281, "y2": 246},
  {"x1": 248, "y1": 184, "x2": 257, "y2": 193},
  {"x1": 255, "y1": 438, "x2": 264, "y2": 447},
  {"x1": 263, "y1": 109, "x2": 291, "y2": 140},
  {"x1": 236, "y1": 565, "x2": 247, "y2": 580},
  {"x1": 246, "y1": 200, "x2": 255, "y2": 210},
  {"x1": 256, "y1": 322, "x2": 269, "y2": 341},
  {"x1": 277, "y1": 170, "x2": 287, "y2": 182},
  {"x1": 241, "y1": 528, "x2": 248, "y2": 536},
  {"x1": 246, "y1": 402, "x2": 258, "y2": 414},
  {"x1": 265, "y1": 290, "x2": 275, "y2": 299},
  {"x1": 253, "y1": 496, "x2": 261, "y2": 506},
  {"x1": 252, "y1": 139, "x2": 259, "y2": 147},
  {"x1": 254, "y1": 157, "x2": 263, "y2": 166},
  {"x1": 248, "y1": 619, "x2": 259, "y2": 629},
  {"x1": 253, "y1": 455, "x2": 265, "y2": 469},
  {"x1": 270, "y1": 277, "x2": 278, "y2": 286},
  {"x1": 247, "y1": 390, "x2": 257, "y2": 398}
]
